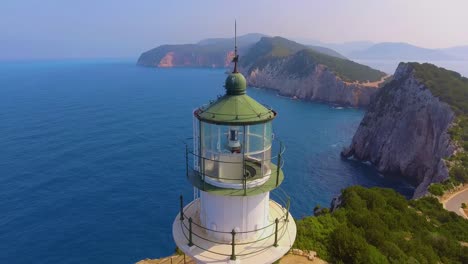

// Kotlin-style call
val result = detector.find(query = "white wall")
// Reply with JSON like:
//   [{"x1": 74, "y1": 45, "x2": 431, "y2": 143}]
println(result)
[{"x1": 200, "y1": 191, "x2": 269, "y2": 242}]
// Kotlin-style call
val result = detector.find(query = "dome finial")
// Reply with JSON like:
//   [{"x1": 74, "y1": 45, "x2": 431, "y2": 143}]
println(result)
[{"x1": 232, "y1": 20, "x2": 239, "y2": 73}]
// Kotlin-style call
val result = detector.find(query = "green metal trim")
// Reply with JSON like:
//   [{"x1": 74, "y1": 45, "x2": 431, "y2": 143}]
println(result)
[{"x1": 186, "y1": 163, "x2": 284, "y2": 196}]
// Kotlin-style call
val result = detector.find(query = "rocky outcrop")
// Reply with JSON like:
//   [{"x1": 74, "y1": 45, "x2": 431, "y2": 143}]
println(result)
[
  {"x1": 330, "y1": 194, "x2": 343, "y2": 213},
  {"x1": 341, "y1": 63, "x2": 456, "y2": 198},
  {"x1": 243, "y1": 52, "x2": 380, "y2": 107}
]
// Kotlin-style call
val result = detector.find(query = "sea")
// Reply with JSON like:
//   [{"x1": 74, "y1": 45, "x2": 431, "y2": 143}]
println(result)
[{"x1": 2, "y1": 58, "x2": 458, "y2": 264}]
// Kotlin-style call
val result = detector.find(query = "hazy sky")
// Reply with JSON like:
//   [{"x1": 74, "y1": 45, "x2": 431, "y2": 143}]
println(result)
[{"x1": 1, "y1": 0, "x2": 467, "y2": 60}]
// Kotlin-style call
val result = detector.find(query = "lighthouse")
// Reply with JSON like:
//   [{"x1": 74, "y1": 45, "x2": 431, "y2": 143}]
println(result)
[{"x1": 173, "y1": 26, "x2": 296, "y2": 264}]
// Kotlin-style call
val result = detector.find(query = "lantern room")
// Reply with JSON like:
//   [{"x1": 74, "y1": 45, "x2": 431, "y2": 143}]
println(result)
[{"x1": 193, "y1": 73, "x2": 277, "y2": 189}]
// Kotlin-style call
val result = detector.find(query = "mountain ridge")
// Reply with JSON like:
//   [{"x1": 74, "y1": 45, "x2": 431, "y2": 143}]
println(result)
[{"x1": 349, "y1": 42, "x2": 456, "y2": 60}]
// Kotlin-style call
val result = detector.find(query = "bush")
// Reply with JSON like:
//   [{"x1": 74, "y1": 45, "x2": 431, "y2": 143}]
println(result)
[
  {"x1": 428, "y1": 183, "x2": 444, "y2": 196},
  {"x1": 294, "y1": 187, "x2": 468, "y2": 263}
]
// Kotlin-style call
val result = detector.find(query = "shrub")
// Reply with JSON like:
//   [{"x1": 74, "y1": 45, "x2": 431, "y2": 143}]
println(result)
[
  {"x1": 294, "y1": 187, "x2": 468, "y2": 263},
  {"x1": 428, "y1": 183, "x2": 444, "y2": 196}
]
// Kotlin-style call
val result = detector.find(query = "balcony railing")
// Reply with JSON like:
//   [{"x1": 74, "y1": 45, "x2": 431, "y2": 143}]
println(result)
[{"x1": 178, "y1": 189, "x2": 291, "y2": 260}]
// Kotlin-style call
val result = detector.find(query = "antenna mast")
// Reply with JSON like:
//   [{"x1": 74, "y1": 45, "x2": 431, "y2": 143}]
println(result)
[{"x1": 233, "y1": 20, "x2": 239, "y2": 73}]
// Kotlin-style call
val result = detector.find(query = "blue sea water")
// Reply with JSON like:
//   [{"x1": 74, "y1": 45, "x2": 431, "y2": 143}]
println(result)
[{"x1": 0, "y1": 60, "x2": 414, "y2": 264}]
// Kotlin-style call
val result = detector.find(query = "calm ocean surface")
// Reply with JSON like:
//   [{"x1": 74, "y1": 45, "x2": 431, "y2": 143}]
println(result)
[{"x1": 0, "y1": 60, "x2": 415, "y2": 264}]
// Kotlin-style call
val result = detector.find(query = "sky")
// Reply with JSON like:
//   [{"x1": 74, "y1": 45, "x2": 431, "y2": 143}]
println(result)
[{"x1": 1, "y1": 0, "x2": 468, "y2": 60}]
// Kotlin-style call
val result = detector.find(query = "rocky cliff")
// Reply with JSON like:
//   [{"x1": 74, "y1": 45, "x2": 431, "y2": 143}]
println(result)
[
  {"x1": 138, "y1": 36, "x2": 387, "y2": 107},
  {"x1": 244, "y1": 50, "x2": 383, "y2": 107},
  {"x1": 341, "y1": 63, "x2": 456, "y2": 198}
]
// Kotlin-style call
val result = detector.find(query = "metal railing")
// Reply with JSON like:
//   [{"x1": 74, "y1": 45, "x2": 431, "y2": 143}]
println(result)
[
  {"x1": 178, "y1": 192, "x2": 291, "y2": 260},
  {"x1": 185, "y1": 139, "x2": 285, "y2": 194}
]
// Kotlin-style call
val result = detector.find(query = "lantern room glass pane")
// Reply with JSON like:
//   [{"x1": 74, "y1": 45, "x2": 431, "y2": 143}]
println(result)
[{"x1": 197, "y1": 120, "x2": 274, "y2": 185}]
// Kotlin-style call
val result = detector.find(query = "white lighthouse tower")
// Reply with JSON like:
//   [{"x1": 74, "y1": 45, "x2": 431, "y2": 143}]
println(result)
[{"x1": 172, "y1": 26, "x2": 296, "y2": 264}]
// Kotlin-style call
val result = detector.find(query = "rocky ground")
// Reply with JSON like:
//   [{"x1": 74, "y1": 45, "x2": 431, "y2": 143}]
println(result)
[
  {"x1": 136, "y1": 249, "x2": 328, "y2": 264},
  {"x1": 136, "y1": 255, "x2": 194, "y2": 264}
]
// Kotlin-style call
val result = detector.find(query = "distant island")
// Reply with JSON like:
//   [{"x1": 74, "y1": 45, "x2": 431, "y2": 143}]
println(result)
[
  {"x1": 137, "y1": 35, "x2": 387, "y2": 107},
  {"x1": 348, "y1": 42, "x2": 456, "y2": 60},
  {"x1": 295, "y1": 40, "x2": 468, "y2": 61}
]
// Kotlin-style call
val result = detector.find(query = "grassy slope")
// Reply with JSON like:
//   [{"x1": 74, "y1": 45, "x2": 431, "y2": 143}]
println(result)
[
  {"x1": 295, "y1": 186, "x2": 468, "y2": 264},
  {"x1": 410, "y1": 63, "x2": 468, "y2": 115},
  {"x1": 243, "y1": 37, "x2": 386, "y2": 83},
  {"x1": 300, "y1": 49, "x2": 385, "y2": 82}
]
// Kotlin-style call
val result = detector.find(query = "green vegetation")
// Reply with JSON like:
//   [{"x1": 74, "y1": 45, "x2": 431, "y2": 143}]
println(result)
[
  {"x1": 428, "y1": 183, "x2": 444, "y2": 196},
  {"x1": 294, "y1": 186, "x2": 468, "y2": 264},
  {"x1": 298, "y1": 49, "x2": 385, "y2": 83},
  {"x1": 462, "y1": 203, "x2": 467, "y2": 209},
  {"x1": 241, "y1": 37, "x2": 307, "y2": 68},
  {"x1": 410, "y1": 63, "x2": 468, "y2": 115},
  {"x1": 242, "y1": 37, "x2": 386, "y2": 83},
  {"x1": 410, "y1": 63, "x2": 468, "y2": 193}
]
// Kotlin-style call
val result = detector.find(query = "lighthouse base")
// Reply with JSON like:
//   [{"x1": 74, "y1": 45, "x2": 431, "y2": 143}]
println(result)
[{"x1": 173, "y1": 198, "x2": 296, "y2": 264}]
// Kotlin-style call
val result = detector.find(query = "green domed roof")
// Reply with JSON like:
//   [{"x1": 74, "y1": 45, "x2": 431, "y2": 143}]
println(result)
[
  {"x1": 195, "y1": 71, "x2": 276, "y2": 125},
  {"x1": 225, "y1": 73, "x2": 247, "y2": 95},
  {"x1": 195, "y1": 93, "x2": 276, "y2": 125}
]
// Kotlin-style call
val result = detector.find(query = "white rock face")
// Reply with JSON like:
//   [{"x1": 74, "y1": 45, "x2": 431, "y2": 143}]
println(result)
[
  {"x1": 342, "y1": 63, "x2": 456, "y2": 198},
  {"x1": 242, "y1": 54, "x2": 379, "y2": 107}
]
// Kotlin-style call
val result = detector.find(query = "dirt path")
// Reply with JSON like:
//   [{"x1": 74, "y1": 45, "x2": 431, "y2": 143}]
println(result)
[{"x1": 344, "y1": 75, "x2": 391, "y2": 88}]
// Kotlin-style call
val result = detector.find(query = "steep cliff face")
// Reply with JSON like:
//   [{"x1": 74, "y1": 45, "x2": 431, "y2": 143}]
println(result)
[
  {"x1": 342, "y1": 63, "x2": 456, "y2": 198},
  {"x1": 244, "y1": 51, "x2": 381, "y2": 107}
]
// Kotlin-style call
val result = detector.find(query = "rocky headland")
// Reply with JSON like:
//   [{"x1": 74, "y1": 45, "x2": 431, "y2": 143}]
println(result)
[
  {"x1": 341, "y1": 62, "x2": 468, "y2": 198},
  {"x1": 137, "y1": 36, "x2": 387, "y2": 107},
  {"x1": 243, "y1": 49, "x2": 388, "y2": 107}
]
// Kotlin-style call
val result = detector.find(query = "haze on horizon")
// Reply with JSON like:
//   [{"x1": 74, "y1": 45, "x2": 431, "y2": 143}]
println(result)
[{"x1": 1, "y1": 0, "x2": 467, "y2": 60}]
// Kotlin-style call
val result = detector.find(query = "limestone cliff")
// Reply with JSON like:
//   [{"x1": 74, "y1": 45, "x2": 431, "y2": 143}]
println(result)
[
  {"x1": 341, "y1": 63, "x2": 456, "y2": 198},
  {"x1": 243, "y1": 50, "x2": 383, "y2": 107}
]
